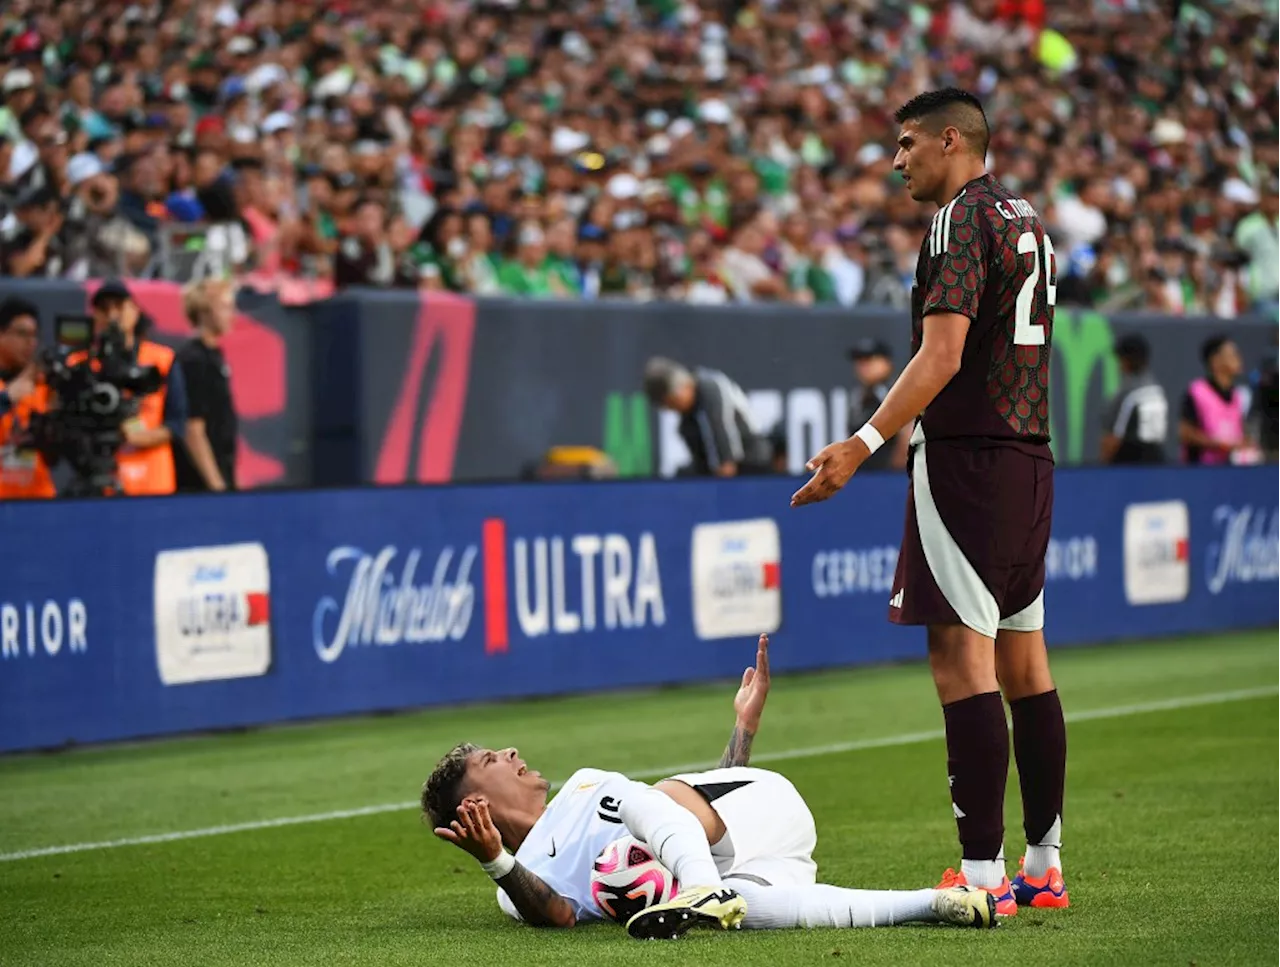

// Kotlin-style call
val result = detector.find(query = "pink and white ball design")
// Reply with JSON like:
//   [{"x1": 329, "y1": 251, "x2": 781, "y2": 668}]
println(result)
[{"x1": 590, "y1": 835, "x2": 680, "y2": 924}]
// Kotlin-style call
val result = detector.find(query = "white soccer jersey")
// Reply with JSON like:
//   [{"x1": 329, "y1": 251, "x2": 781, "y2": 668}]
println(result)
[{"x1": 496, "y1": 768, "x2": 639, "y2": 922}]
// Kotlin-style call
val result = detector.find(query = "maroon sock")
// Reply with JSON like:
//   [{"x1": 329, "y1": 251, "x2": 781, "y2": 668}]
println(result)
[
  {"x1": 941, "y1": 691, "x2": 1008, "y2": 860},
  {"x1": 1010, "y1": 689, "x2": 1067, "y2": 845}
]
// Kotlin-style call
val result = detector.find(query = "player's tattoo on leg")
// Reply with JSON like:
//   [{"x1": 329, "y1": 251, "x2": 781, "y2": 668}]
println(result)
[
  {"x1": 719, "y1": 725, "x2": 754, "y2": 768},
  {"x1": 496, "y1": 861, "x2": 576, "y2": 928}
]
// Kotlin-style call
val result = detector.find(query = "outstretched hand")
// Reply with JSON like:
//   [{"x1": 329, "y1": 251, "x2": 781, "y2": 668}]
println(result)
[
  {"x1": 434, "y1": 797, "x2": 504, "y2": 864},
  {"x1": 790, "y1": 439, "x2": 864, "y2": 507},
  {"x1": 732, "y1": 633, "x2": 771, "y2": 733}
]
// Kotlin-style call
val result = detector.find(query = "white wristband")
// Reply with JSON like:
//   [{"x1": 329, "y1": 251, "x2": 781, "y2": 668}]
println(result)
[
  {"x1": 481, "y1": 851, "x2": 516, "y2": 880},
  {"x1": 854, "y1": 423, "x2": 886, "y2": 455}
]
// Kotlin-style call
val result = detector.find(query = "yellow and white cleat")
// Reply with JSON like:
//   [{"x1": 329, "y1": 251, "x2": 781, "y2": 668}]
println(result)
[
  {"x1": 931, "y1": 885, "x2": 998, "y2": 929},
  {"x1": 625, "y1": 886, "x2": 747, "y2": 940}
]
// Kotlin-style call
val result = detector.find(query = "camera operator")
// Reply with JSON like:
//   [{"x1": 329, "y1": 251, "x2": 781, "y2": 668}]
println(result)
[
  {"x1": 0, "y1": 297, "x2": 54, "y2": 499},
  {"x1": 83, "y1": 279, "x2": 188, "y2": 495},
  {"x1": 174, "y1": 278, "x2": 238, "y2": 492}
]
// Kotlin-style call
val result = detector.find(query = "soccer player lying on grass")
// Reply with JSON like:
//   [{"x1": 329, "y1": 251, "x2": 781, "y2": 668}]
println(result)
[{"x1": 422, "y1": 634, "x2": 997, "y2": 940}]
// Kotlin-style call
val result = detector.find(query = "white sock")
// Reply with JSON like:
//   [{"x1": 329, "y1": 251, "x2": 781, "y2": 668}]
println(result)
[
  {"x1": 730, "y1": 880, "x2": 938, "y2": 929},
  {"x1": 618, "y1": 782, "x2": 723, "y2": 888},
  {"x1": 1024, "y1": 816, "x2": 1063, "y2": 877},
  {"x1": 960, "y1": 848, "x2": 1006, "y2": 889}
]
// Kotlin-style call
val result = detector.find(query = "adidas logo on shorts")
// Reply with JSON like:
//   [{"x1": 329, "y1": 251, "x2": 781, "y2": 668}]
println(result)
[{"x1": 889, "y1": 589, "x2": 904, "y2": 609}]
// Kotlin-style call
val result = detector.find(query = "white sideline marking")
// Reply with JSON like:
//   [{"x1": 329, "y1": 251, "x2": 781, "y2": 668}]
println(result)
[{"x1": 1, "y1": 685, "x2": 1274, "y2": 864}]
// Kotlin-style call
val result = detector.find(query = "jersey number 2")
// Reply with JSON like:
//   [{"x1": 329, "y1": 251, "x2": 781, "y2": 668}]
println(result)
[{"x1": 1015, "y1": 231, "x2": 1057, "y2": 346}]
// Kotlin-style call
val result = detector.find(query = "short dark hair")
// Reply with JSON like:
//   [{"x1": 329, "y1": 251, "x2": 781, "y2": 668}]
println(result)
[
  {"x1": 0, "y1": 297, "x2": 39, "y2": 332},
  {"x1": 893, "y1": 88, "x2": 990, "y2": 158},
  {"x1": 1114, "y1": 333, "x2": 1150, "y2": 368},
  {"x1": 421, "y1": 742, "x2": 479, "y2": 828},
  {"x1": 1201, "y1": 334, "x2": 1232, "y2": 366}
]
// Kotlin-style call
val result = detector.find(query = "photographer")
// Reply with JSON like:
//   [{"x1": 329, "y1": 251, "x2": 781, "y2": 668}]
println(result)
[
  {"x1": 0, "y1": 298, "x2": 54, "y2": 499},
  {"x1": 174, "y1": 279, "x2": 238, "y2": 492},
  {"x1": 83, "y1": 280, "x2": 187, "y2": 495}
]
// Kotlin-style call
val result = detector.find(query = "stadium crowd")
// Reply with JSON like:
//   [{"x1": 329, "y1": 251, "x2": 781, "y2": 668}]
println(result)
[{"x1": 0, "y1": 0, "x2": 1276, "y2": 314}]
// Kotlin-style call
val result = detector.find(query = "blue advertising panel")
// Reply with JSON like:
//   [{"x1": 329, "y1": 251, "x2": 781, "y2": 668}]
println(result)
[{"x1": 1, "y1": 466, "x2": 1275, "y2": 753}]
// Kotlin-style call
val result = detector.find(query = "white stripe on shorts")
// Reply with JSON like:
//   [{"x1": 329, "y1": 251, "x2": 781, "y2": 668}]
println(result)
[
  {"x1": 998, "y1": 588, "x2": 1045, "y2": 632},
  {"x1": 910, "y1": 426, "x2": 1000, "y2": 638}
]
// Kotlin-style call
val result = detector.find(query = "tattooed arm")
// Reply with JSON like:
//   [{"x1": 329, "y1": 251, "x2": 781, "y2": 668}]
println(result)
[
  {"x1": 720, "y1": 634, "x2": 770, "y2": 767},
  {"x1": 496, "y1": 862, "x2": 577, "y2": 928},
  {"x1": 718, "y1": 723, "x2": 755, "y2": 768},
  {"x1": 434, "y1": 798, "x2": 576, "y2": 928}
]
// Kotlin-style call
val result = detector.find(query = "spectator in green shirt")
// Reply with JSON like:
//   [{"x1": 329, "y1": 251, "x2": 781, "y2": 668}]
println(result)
[
  {"x1": 544, "y1": 217, "x2": 583, "y2": 296},
  {"x1": 1234, "y1": 188, "x2": 1279, "y2": 313},
  {"x1": 498, "y1": 223, "x2": 569, "y2": 298}
]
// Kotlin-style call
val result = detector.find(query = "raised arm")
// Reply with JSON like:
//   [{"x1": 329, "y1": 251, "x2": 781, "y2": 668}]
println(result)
[
  {"x1": 434, "y1": 798, "x2": 576, "y2": 928},
  {"x1": 719, "y1": 634, "x2": 770, "y2": 768}
]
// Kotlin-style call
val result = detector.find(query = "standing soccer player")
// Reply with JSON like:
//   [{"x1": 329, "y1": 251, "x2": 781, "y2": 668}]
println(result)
[{"x1": 791, "y1": 88, "x2": 1068, "y2": 915}]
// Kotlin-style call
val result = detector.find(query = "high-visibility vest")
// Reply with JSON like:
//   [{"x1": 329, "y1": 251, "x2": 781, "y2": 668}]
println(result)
[
  {"x1": 70, "y1": 340, "x2": 176, "y2": 495},
  {"x1": 0, "y1": 378, "x2": 56, "y2": 499}
]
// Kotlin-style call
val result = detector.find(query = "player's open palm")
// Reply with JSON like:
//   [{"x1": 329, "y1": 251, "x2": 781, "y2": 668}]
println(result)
[
  {"x1": 733, "y1": 634, "x2": 771, "y2": 732},
  {"x1": 791, "y1": 440, "x2": 862, "y2": 507},
  {"x1": 435, "y1": 798, "x2": 504, "y2": 863}
]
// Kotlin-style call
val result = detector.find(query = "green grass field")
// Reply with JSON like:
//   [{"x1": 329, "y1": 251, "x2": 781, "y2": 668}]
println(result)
[{"x1": 1, "y1": 631, "x2": 1276, "y2": 967}]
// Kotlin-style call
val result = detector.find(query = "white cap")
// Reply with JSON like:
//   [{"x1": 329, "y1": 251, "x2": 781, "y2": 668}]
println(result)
[
  {"x1": 856, "y1": 143, "x2": 887, "y2": 166},
  {"x1": 214, "y1": 3, "x2": 240, "y2": 28},
  {"x1": 607, "y1": 172, "x2": 641, "y2": 200},
  {"x1": 246, "y1": 63, "x2": 287, "y2": 93},
  {"x1": 698, "y1": 98, "x2": 733, "y2": 125},
  {"x1": 67, "y1": 153, "x2": 105, "y2": 186},
  {"x1": 668, "y1": 117, "x2": 695, "y2": 140},
  {"x1": 551, "y1": 127, "x2": 589, "y2": 155},
  {"x1": 3, "y1": 68, "x2": 34, "y2": 94},
  {"x1": 8, "y1": 141, "x2": 37, "y2": 180},
  {"x1": 1222, "y1": 177, "x2": 1259, "y2": 206},
  {"x1": 1151, "y1": 118, "x2": 1187, "y2": 146},
  {"x1": 227, "y1": 36, "x2": 256, "y2": 56},
  {"x1": 646, "y1": 133, "x2": 672, "y2": 157},
  {"x1": 261, "y1": 111, "x2": 295, "y2": 135}
]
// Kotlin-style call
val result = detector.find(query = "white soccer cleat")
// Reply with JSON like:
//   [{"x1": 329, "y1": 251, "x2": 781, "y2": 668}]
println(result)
[{"x1": 931, "y1": 885, "x2": 998, "y2": 929}]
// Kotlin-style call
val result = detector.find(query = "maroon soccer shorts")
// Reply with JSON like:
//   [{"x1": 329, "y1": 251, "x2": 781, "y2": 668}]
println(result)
[{"x1": 889, "y1": 429, "x2": 1053, "y2": 637}]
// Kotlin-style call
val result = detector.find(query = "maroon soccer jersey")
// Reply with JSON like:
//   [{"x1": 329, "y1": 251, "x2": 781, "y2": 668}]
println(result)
[{"x1": 910, "y1": 173, "x2": 1056, "y2": 450}]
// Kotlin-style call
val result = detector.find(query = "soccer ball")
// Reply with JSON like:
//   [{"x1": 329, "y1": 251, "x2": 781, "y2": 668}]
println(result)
[{"x1": 589, "y1": 835, "x2": 680, "y2": 924}]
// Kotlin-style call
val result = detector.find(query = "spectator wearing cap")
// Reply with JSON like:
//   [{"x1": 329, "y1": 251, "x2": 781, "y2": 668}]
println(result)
[
  {"x1": 847, "y1": 339, "x2": 908, "y2": 472},
  {"x1": 1179, "y1": 335, "x2": 1258, "y2": 466},
  {"x1": 62, "y1": 152, "x2": 150, "y2": 279},
  {"x1": 498, "y1": 222, "x2": 568, "y2": 297},
  {"x1": 826, "y1": 226, "x2": 868, "y2": 307},
  {"x1": 1100, "y1": 335, "x2": 1169, "y2": 465},
  {"x1": 174, "y1": 279, "x2": 239, "y2": 493},
  {"x1": 0, "y1": 69, "x2": 36, "y2": 142},
  {"x1": 85, "y1": 279, "x2": 187, "y2": 496},
  {"x1": 1233, "y1": 185, "x2": 1279, "y2": 315}
]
